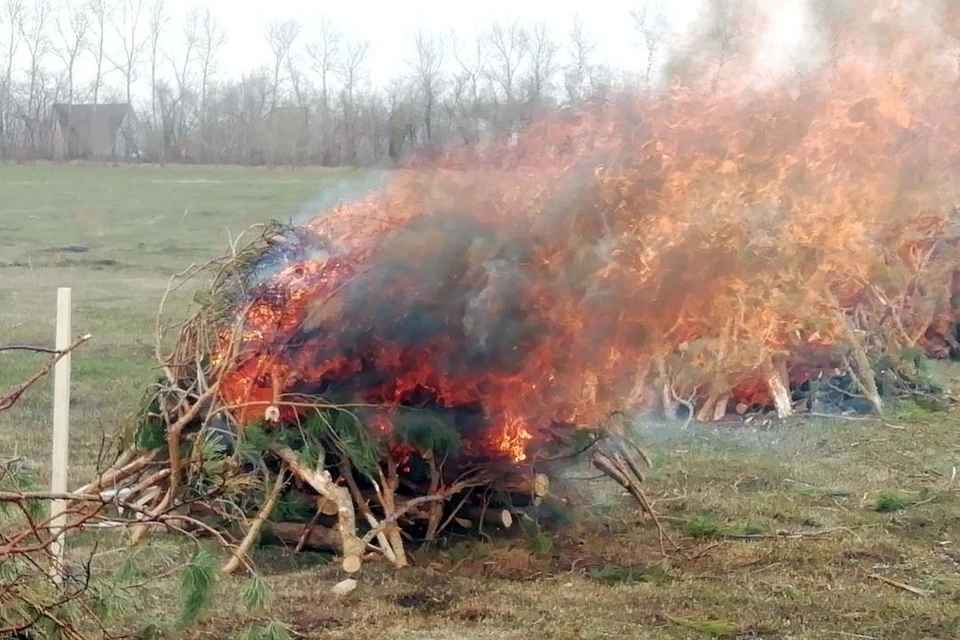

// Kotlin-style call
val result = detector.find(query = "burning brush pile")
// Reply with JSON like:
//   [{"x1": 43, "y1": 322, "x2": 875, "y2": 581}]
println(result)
[{"x1": 79, "y1": 4, "x2": 960, "y2": 572}]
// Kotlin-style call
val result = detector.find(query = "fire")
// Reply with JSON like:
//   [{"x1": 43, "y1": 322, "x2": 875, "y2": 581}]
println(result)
[
  {"x1": 212, "y1": 3, "x2": 960, "y2": 462},
  {"x1": 492, "y1": 414, "x2": 534, "y2": 463}
]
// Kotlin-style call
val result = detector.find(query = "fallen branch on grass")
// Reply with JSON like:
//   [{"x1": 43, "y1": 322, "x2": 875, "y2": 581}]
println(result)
[
  {"x1": 866, "y1": 572, "x2": 933, "y2": 597},
  {"x1": 719, "y1": 526, "x2": 857, "y2": 541}
]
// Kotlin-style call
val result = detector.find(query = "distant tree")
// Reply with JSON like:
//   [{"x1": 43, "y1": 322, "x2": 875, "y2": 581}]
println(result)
[
  {"x1": 53, "y1": 0, "x2": 89, "y2": 105},
  {"x1": 631, "y1": 0, "x2": 671, "y2": 92},
  {"x1": 85, "y1": 0, "x2": 109, "y2": 104},
  {"x1": 165, "y1": 6, "x2": 198, "y2": 157},
  {"x1": 264, "y1": 18, "x2": 299, "y2": 111},
  {"x1": 110, "y1": 0, "x2": 147, "y2": 105},
  {"x1": 663, "y1": 0, "x2": 755, "y2": 93},
  {"x1": 197, "y1": 6, "x2": 224, "y2": 117},
  {"x1": 487, "y1": 20, "x2": 526, "y2": 104},
  {"x1": 564, "y1": 14, "x2": 596, "y2": 105},
  {"x1": 305, "y1": 17, "x2": 340, "y2": 114},
  {"x1": 20, "y1": 0, "x2": 51, "y2": 149},
  {"x1": 1, "y1": 0, "x2": 26, "y2": 153},
  {"x1": 146, "y1": 0, "x2": 165, "y2": 153},
  {"x1": 409, "y1": 30, "x2": 443, "y2": 142},
  {"x1": 385, "y1": 77, "x2": 414, "y2": 161},
  {"x1": 524, "y1": 21, "x2": 558, "y2": 103},
  {"x1": 451, "y1": 28, "x2": 487, "y2": 143},
  {"x1": 336, "y1": 37, "x2": 369, "y2": 164}
]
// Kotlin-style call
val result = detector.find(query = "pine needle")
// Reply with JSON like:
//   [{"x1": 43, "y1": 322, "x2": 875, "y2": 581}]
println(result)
[
  {"x1": 177, "y1": 549, "x2": 219, "y2": 628},
  {"x1": 242, "y1": 575, "x2": 273, "y2": 612},
  {"x1": 238, "y1": 620, "x2": 294, "y2": 640}
]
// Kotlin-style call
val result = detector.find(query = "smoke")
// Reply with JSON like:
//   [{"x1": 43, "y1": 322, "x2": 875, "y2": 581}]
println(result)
[
  {"x1": 664, "y1": 0, "x2": 960, "y2": 94},
  {"x1": 218, "y1": 0, "x2": 960, "y2": 456},
  {"x1": 292, "y1": 170, "x2": 392, "y2": 225}
]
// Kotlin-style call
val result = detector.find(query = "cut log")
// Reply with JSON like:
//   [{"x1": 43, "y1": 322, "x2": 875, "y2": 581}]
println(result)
[
  {"x1": 696, "y1": 392, "x2": 730, "y2": 422},
  {"x1": 656, "y1": 358, "x2": 680, "y2": 420},
  {"x1": 342, "y1": 555, "x2": 362, "y2": 573},
  {"x1": 764, "y1": 358, "x2": 792, "y2": 419},
  {"x1": 316, "y1": 496, "x2": 340, "y2": 516},
  {"x1": 498, "y1": 473, "x2": 549, "y2": 499},
  {"x1": 262, "y1": 521, "x2": 343, "y2": 550},
  {"x1": 269, "y1": 445, "x2": 366, "y2": 566},
  {"x1": 712, "y1": 394, "x2": 730, "y2": 421},
  {"x1": 456, "y1": 505, "x2": 517, "y2": 529}
]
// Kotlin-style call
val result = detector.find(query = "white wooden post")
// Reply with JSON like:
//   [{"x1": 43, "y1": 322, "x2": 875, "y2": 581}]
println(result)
[{"x1": 49, "y1": 287, "x2": 72, "y2": 586}]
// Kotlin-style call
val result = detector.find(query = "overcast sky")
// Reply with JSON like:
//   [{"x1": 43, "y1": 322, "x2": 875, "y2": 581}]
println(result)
[
  {"x1": 1, "y1": 0, "x2": 819, "y2": 100},
  {"x1": 157, "y1": 0, "x2": 711, "y2": 85}
]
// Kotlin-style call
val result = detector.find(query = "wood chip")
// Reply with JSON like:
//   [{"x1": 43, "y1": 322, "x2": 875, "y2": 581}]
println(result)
[{"x1": 331, "y1": 578, "x2": 357, "y2": 596}]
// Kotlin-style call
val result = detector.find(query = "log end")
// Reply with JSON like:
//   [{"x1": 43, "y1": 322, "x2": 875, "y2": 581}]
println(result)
[{"x1": 342, "y1": 554, "x2": 362, "y2": 574}]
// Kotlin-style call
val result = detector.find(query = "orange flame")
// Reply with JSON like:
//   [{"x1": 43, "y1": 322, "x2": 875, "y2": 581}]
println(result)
[{"x1": 212, "y1": 4, "x2": 960, "y2": 461}]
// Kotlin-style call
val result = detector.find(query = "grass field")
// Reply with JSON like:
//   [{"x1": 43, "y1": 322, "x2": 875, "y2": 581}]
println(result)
[{"x1": 1, "y1": 162, "x2": 959, "y2": 639}]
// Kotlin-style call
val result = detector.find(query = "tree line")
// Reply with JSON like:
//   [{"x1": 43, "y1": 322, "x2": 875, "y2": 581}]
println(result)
[{"x1": 0, "y1": 0, "x2": 681, "y2": 166}]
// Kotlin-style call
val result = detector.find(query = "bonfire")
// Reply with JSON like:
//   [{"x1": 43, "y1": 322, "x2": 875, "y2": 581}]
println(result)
[{"x1": 70, "y1": 3, "x2": 960, "y2": 575}]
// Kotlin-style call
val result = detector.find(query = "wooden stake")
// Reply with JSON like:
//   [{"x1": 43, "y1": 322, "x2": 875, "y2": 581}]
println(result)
[{"x1": 49, "y1": 287, "x2": 72, "y2": 587}]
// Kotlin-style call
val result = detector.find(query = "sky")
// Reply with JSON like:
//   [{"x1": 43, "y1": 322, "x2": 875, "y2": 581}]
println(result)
[
  {"x1": 157, "y1": 0, "x2": 711, "y2": 86},
  {"x1": 1, "y1": 0, "x2": 819, "y2": 102}
]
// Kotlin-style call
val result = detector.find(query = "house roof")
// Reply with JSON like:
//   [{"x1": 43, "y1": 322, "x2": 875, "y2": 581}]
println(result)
[{"x1": 52, "y1": 103, "x2": 135, "y2": 133}]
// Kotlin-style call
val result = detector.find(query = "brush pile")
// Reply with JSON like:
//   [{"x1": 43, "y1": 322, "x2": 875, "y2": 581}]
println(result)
[
  {"x1": 71, "y1": 225, "x2": 656, "y2": 572},
  {"x1": 71, "y1": 2, "x2": 960, "y2": 573},
  {"x1": 67, "y1": 219, "x2": 662, "y2": 575}
]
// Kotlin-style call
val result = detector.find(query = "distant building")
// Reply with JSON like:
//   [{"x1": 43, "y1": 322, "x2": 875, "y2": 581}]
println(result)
[{"x1": 52, "y1": 103, "x2": 139, "y2": 161}]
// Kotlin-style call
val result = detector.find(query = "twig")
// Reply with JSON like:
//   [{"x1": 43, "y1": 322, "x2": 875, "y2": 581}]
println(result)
[
  {"x1": 721, "y1": 527, "x2": 856, "y2": 541},
  {"x1": 0, "y1": 344, "x2": 59, "y2": 354},
  {"x1": 360, "y1": 480, "x2": 474, "y2": 546},
  {"x1": 807, "y1": 412, "x2": 880, "y2": 422},
  {"x1": 866, "y1": 573, "x2": 933, "y2": 597},
  {"x1": 913, "y1": 466, "x2": 956, "y2": 507},
  {"x1": 0, "y1": 334, "x2": 92, "y2": 412}
]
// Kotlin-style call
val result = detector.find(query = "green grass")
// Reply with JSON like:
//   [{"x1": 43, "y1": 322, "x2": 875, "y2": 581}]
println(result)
[
  {"x1": 2, "y1": 163, "x2": 959, "y2": 639},
  {"x1": 0, "y1": 162, "x2": 360, "y2": 482}
]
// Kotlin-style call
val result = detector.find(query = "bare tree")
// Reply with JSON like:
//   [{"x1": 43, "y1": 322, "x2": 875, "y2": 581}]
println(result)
[
  {"x1": 53, "y1": 0, "x2": 89, "y2": 105},
  {"x1": 110, "y1": 0, "x2": 147, "y2": 105},
  {"x1": 168, "y1": 7, "x2": 199, "y2": 156},
  {"x1": 487, "y1": 20, "x2": 527, "y2": 103},
  {"x1": 20, "y1": 0, "x2": 50, "y2": 148},
  {"x1": 409, "y1": 30, "x2": 444, "y2": 142},
  {"x1": 146, "y1": 0, "x2": 164, "y2": 142},
  {"x1": 304, "y1": 17, "x2": 339, "y2": 163},
  {"x1": 336, "y1": 37, "x2": 369, "y2": 163},
  {"x1": 524, "y1": 21, "x2": 558, "y2": 102},
  {"x1": 564, "y1": 14, "x2": 596, "y2": 105},
  {"x1": 451, "y1": 28, "x2": 486, "y2": 107},
  {"x1": 85, "y1": 0, "x2": 109, "y2": 104},
  {"x1": 197, "y1": 6, "x2": 224, "y2": 117},
  {"x1": 451, "y1": 28, "x2": 488, "y2": 144},
  {"x1": 1, "y1": 0, "x2": 26, "y2": 153},
  {"x1": 337, "y1": 38, "x2": 369, "y2": 110},
  {"x1": 305, "y1": 17, "x2": 340, "y2": 113},
  {"x1": 631, "y1": 0, "x2": 671, "y2": 93},
  {"x1": 385, "y1": 77, "x2": 413, "y2": 160},
  {"x1": 264, "y1": 18, "x2": 299, "y2": 111}
]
